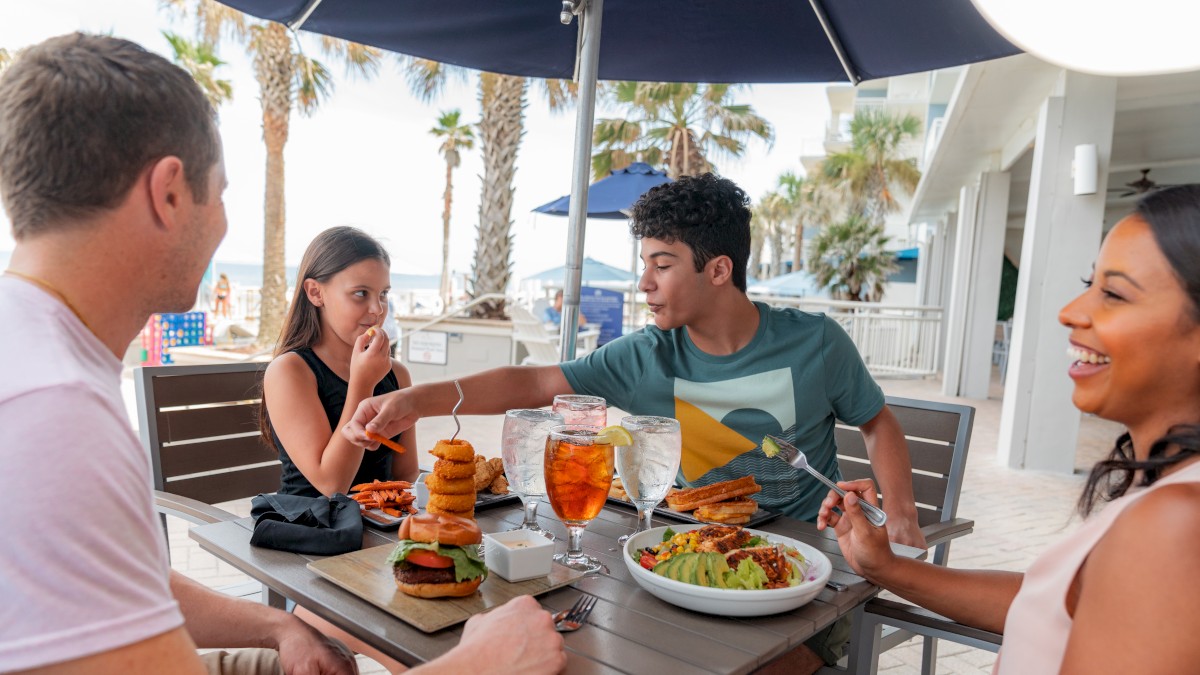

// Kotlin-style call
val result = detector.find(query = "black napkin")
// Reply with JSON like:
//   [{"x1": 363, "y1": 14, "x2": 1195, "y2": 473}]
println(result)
[{"x1": 250, "y1": 493, "x2": 363, "y2": 555}]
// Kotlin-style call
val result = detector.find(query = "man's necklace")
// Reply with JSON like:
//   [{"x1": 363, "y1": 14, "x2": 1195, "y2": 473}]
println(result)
[{"x1": 4, "y1": 269, "x2": 95, "y2": 335}]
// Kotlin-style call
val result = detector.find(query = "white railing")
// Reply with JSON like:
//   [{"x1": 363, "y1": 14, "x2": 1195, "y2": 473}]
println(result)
[{"x1": 749, "y1": 295, "x2": 943, "y2": 377}]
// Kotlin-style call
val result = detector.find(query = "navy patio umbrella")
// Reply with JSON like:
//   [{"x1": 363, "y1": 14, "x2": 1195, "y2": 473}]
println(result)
[
  {"x1": 215, "y1": 0, "x2": 1020, "y2": 359},
  {"x1": 533, "y1": 162, "x2": 672, "y2": 220}
]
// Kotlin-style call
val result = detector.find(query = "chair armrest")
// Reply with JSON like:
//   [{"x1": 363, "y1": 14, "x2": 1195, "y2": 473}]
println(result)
[
  {"x1": 921, "y1": 517, "x2": 974, "y2": 549},
  {"x1": 154, "y1": 490, "x2": 239, "y2": 525},
  {"x1": 865, "y1": 597, "x2": 1002, "y2": 652}
]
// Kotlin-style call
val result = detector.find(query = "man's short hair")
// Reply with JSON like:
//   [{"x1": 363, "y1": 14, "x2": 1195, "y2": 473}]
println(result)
[
  {"x1": 629, "y1": 173, "x2": 752, "y2": 291},
  {"x1": 0, "y1": 33, "x2": 220, "y2": 239}
]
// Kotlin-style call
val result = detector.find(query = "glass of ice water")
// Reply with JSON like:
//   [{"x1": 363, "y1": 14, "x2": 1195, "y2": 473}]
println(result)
[
  {"x1": 616, "y1": 416, "x2": 682, "y2": 545},
  {"x1": 552, "y1": 394, "x2": 607, "y2": 427},
  {"x1": 501, "y1": 409, "x2": 564, "y2": 539}
]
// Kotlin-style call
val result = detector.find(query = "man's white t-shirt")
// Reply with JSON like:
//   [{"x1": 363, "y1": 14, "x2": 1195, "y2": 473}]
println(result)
[{"x1": 0, "y1": 277, "x2": 183, "y2": 670}]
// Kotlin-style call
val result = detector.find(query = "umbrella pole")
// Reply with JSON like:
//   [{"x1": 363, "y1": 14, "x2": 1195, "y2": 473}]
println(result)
[{"x1": 559, "y1": 0, "x2": 604, "y2": 362}]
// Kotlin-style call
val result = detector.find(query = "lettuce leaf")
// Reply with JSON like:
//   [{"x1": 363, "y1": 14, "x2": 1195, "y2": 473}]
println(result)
[
  {"x1": 386, "y1": 540, "x2": 488, "y2": 582},
  {"x1": 724, "y1": 558, "x2": 770, "y2": 590}
]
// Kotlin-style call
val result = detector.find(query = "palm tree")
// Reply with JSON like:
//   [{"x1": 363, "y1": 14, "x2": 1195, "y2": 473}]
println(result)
[
  {"x1": 777, "y1": 171, "x2": 807, "y2": 272},
  {"x1": 754, "y1": 191, "x2": 791, "y2": 278},
  {"x1": 164, "y1": 0, "x2": 381, "y2": 346},
  {"x1": 163, "y1": 32, "x2": 233, "y2": 108},
  {"x1": 403, "y1": 59, "x2": 574, "y2": 318},
  {"x1": 429, "y1": 109, "x2": 475, "y2": 311},
  {"x1": 807, "y1": 214, "x2": 899, "y2": 302},
  {"x1": 822, "y1": 108, "x2": 921, "y2": 226},
  {"x1": 592, "y1": 82, "x2": 773, "y2": 180}
]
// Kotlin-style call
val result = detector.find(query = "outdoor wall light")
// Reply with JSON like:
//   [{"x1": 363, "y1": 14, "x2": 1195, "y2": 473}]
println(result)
[
  {"x1": 1073, "y1": 144, "x2": 1098, "y2": 196},
  {"x1": 970, "y1": 0, "x2": 1200, "y2": 76}
]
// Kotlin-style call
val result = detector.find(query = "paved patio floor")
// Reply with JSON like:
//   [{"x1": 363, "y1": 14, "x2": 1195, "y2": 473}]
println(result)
[{"x1": 145, "y1": 367, "x2": 1122, "y2": 674}]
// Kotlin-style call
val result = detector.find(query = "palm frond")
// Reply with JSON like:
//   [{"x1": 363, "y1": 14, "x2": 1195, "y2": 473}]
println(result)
[
  {"x1": 400, "y1": 57, "x2": 464, "y2": 102},
  {"x1": 294, "y1": 53, "x2": 333, "y2": 115},
  {"x1": 538, "y1": 78, "x2": 577, "y2": 112},
  {"x1": 318, "y1": 36, "x2": 381, "y2": 78}
]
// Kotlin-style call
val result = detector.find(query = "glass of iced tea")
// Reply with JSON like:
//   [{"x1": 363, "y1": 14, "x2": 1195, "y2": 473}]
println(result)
[
  {"x1": 544, "y1": 424, "x2": 614, "y2": 573},
  {"x1": 552, "y1": 394, "x2": 607, "y2": 427}
]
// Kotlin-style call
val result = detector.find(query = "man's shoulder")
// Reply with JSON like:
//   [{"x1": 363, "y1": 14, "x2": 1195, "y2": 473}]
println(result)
[{"x1": 0, "y1": 287, "x2": 110, "y2": 402}]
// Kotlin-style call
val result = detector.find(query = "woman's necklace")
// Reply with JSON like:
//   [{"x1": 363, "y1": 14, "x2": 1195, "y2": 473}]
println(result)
[{"x1": 4, "y1": 269, "x2": 95, "y2": 335}]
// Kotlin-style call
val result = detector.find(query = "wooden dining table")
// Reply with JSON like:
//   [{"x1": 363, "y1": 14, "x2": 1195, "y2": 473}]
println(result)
[{"x1": 190, "y1": 499, "x2": 922, "y2": 674}]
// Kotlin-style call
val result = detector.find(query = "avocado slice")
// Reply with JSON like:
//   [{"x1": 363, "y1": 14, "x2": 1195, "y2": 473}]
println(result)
[
  {"x1": 695, "y1": 554, "x2": 709, "y2": 587},
  {"x1": 762, "y1": 436, "x2": 783, "y2": 458},
  {"x1": 676, "y1": 553, "x2": 701, "y2": 585}
]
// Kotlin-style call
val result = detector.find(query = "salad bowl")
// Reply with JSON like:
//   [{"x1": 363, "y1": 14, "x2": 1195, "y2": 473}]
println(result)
[{"x1": 622, "y1": 524, "x2": 832, "y2": 617}]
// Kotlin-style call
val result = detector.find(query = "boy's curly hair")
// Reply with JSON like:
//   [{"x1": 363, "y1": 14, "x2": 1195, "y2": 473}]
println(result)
[{"x1": 629, "y1": 173, "x2": 752, "y2": 291}]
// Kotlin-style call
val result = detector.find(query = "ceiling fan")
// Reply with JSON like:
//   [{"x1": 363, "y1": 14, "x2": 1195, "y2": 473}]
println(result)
[{"x1": 1108, "y1": 168, "x2": 1182, "y2": 198}]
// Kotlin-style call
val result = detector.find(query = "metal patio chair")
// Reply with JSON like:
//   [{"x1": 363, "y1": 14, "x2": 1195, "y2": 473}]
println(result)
[
  {"x1": 821, "y1": 395, "x2": 1000, "y2": 674},
  {"x1": 136, "y1": 362, "x2": 284, "y2": 605}
]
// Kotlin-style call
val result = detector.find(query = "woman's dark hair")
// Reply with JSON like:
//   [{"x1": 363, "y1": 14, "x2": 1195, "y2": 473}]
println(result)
[
  {"x1": 629, "y1": 173, "x2": 752, "y2": 291},
  {"x1": 259, "y1": 226, "x2": 390, "y2": 444},
  {"x1": 1079, "y1": 184, "x2": 1200, "y2": 515}
]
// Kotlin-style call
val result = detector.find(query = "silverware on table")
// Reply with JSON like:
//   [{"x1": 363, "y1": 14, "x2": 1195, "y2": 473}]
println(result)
[
  {"x1": 554, "y1": 593, "x2": 597, "y2": 632},
  {"x1": 764, "y1": 435, "x2": 888, "y2": 527}
]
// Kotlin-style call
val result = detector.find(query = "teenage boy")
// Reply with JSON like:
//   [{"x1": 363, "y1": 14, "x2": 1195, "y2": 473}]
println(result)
[{"x1": 345, "y1": 173, "x2": 926, "y2": 670}]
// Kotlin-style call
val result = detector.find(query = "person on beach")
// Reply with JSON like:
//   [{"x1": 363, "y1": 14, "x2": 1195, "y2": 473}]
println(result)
[
  {"x1": 344, "y1": 173, "x2": 927, "y2": 672},
  {"x1": 0, "y1": 33, "x2": 564, "y2": 675},
  {"x1": 819, "y1": 185, "x2": 1200, "y2": 673},
  {"x1": 262, "y1": 226, "x2": 419, "y2": 499},
  {"x1": 213, "y1": 271, "x2": 231, "y2": 318}
]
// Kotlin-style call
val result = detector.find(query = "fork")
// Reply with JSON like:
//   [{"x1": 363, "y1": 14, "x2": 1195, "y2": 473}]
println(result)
[
  {"x1": 765, "y1": 434, "x2": 888, "y2": 527},
  {"x1": 554, "y1": 594, "x2": 597, "y2": 632}
]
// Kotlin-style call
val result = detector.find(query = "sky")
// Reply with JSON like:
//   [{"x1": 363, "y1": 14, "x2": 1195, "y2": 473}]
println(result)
[{"x1": 0, "y1": 0, "x2": 833, "y2": 286}]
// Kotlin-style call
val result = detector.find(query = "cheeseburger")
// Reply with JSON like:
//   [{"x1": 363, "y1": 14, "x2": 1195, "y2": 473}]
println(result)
[{"x1": 386, "y1": 512, "x2": 487, "y2": 598}]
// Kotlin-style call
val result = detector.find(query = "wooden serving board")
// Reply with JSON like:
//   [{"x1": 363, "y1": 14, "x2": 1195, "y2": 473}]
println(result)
[{"x1": 307, "y1": 544, "x2": 584, "y2": 633}]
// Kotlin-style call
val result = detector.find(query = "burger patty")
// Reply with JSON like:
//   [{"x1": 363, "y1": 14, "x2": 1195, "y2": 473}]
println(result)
[{"x1": 393, "y1": 562, "x2": 456, "y2": 585}]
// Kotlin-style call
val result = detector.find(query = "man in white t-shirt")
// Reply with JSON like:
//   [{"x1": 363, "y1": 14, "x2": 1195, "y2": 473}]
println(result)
[{"x1": 0, "y1": 33, "x2": 565, "y2": 675}]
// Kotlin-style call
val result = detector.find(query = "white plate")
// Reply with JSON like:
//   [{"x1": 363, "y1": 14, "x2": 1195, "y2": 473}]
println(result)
[{"x1": 622, "y1": 524, "x2": 832, "y2": 617}]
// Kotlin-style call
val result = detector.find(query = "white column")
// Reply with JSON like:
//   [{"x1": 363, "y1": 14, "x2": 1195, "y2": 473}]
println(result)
[
  {"x1": 998, "y1": 72, "x2": 1117, "y2": 472},
  {"x1": 959, "y1": 171, "x2": 1011, "y2": 398},
  {"x1": 941, "y1": 185, "x2": 978, "y2": 396}
]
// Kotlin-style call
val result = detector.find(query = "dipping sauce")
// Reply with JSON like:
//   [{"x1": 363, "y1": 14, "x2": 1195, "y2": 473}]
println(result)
[{"x1": 502, "y1": 540, "x2": 534, "y2": 549}]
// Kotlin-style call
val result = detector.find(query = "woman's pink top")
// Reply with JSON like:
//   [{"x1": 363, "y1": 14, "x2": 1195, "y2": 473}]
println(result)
[{"x1": 996, "y1": 460, "x2": 1200, "y2": 673}]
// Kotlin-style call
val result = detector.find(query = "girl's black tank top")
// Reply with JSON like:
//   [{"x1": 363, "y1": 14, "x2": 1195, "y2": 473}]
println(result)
[{"x1": 272, "y1": 348, "x2": 399, "y2": 497}]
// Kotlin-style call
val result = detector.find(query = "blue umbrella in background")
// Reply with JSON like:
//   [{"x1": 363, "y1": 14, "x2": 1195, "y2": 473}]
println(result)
[
  {"x1": 533, "y1": 162, "x2": 672, "y2": 220},
  {"x1": 525, "y1": 257, "x2": 638, "y2": 285},
  {"x1": 214, "y1": 0, "x2": 1020, "y2": 358}
]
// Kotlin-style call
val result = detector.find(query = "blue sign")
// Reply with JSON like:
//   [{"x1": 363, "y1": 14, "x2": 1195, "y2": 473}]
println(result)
[{"x1": 579, "y1": 286, "x2": 624, "y2": 346}]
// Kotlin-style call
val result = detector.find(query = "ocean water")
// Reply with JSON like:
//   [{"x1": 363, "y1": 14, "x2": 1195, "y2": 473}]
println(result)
[{"x1": 0, "y1": 250, "x2": 439, "y2": 291}]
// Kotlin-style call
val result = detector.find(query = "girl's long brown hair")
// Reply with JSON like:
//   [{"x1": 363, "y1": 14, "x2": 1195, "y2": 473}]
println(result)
[
  {"x1": 258, "y1": 226, "x2": 390, "y2": 445},
  {"x1": 1079, "y1": 185, "x2": 1200, "y2": 515}
]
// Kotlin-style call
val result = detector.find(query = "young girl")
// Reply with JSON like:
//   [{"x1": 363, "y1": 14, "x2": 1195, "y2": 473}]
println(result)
[
  {"x1": 262, "y1": 226, "x2": 418, "y2": 498},
  {"x1": 820, "y1": 185, "x2": 1200, "y2": 673}
]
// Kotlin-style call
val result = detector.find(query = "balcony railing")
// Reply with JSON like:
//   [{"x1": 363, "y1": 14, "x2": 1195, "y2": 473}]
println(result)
[{"x1": 750, "y1": 296, "x2": 943, "y2": 377}]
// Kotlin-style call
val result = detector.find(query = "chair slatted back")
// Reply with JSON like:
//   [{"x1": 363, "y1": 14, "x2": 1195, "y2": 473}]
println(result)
[
  {"x1": 136, "y1": 363, "x2": 280, "y2": 505},
  {"x1": 835, "y1": 396, "x2": 974, "y2": 530}
]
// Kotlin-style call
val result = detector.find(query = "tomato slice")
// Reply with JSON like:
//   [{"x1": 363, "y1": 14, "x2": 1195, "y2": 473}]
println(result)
[
  {"x1": 639, "y1": 551, "x2": 658, "y2": 570},
  {"x1": 406, "y1": 549, "x2": 455, "y2": 568}
]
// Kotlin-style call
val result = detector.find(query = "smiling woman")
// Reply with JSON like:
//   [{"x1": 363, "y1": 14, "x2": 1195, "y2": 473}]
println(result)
[{"x1": 818, "y1": 184, "x2": 1200, "y2": 674}]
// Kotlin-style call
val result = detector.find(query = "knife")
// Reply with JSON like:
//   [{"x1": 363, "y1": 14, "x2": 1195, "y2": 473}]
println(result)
[{"x1": 762, "y1": 435, "x2": 888, "y2": 527}]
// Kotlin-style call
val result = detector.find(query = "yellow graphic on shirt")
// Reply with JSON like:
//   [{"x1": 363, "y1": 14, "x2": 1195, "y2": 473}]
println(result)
[
  {"x1": 675, "y1": 397, "x2": 758, "y2": 481},
  {"x1": 673, "y1": 368, "x2": 796, "y2": 481}
]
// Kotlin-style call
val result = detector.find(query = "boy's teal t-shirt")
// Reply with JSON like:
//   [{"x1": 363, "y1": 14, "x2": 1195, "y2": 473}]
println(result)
[{"x1": 559, "y1": 302, "x2": 884, "y2": 522}]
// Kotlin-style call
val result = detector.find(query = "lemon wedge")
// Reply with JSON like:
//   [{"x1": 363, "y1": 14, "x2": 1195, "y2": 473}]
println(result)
[
  {"x1": 761, "y1": 436, "x2": 783, "y2": 458},
  {"x1": 598, "y1": 425, "x2": 634, "y2": 446}
]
